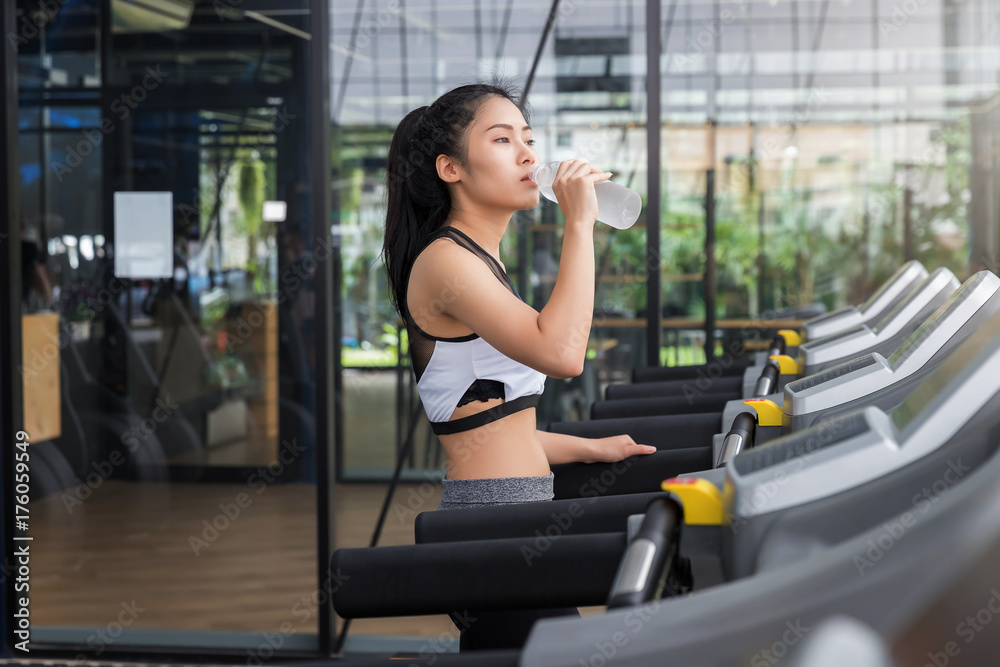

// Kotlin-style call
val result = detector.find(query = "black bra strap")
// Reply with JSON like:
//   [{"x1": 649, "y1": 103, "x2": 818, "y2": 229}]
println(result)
[{"x1": 430, "y1": 394, "x2": 541, "y2": 436}]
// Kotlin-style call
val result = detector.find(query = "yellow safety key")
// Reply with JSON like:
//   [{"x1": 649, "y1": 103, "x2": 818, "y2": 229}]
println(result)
[
  {"x1": 743, "y1": 398, "x2": 783, "y2": 426},
  {"x1": 661, "y1": 477, "x2": 724, "y2": 525},
  {"x1": 769, "y1": 354, "x2": 801, "y2": 376},
  {"x1": 778, "y1": 329, "x2": 803, "y2": 347}
]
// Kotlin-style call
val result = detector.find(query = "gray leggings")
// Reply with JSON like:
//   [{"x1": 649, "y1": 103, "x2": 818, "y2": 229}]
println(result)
[
  {"x1": 436, "y1": 471, "x2": 577, "y2": 652},
  {"x1": 437, "y1": 472, "x2": 555, "y2": 511}
]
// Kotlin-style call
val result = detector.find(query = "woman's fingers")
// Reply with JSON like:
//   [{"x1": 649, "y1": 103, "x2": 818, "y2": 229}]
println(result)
[{"x1": 550, "y1": 160, "x2": 614, "y2": 224}]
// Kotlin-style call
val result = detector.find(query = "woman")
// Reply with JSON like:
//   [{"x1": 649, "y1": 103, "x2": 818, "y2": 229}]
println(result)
[
  {"x1": 384, "y1": 81, "x2": 656, "y2": 505},
  {"x1": 382, "y1": 82, "x2": 656, "y2": 649}
]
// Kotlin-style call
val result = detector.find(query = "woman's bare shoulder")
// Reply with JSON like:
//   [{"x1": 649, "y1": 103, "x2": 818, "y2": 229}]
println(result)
[{"x1": 410, "y1": 235, "x2": 483, "y2": 284}]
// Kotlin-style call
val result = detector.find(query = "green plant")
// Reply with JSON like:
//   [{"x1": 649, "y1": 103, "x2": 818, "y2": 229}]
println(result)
[{"x1": 235, "y1": 158, "x2": 270, "y2": 293}]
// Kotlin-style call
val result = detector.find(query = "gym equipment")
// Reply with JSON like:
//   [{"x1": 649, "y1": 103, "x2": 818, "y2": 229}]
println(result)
[
  {"x1": 799, "y1": 259, "x2": 927, "y2": 341},
  {"x1": 330, "y1": 495, "x2": 685, "y2": 618},
  {"x1": 563, "y1": 269, "x2": 989, "y2": 472},
  {"x1": 793, "y1": 266, "x2": 960, "y2": 376},
  {"x1": 714, "y1": 269, "x2": 1000, "y2": 457},
  {"x1": 625, "y1": 262, "x2": 925, "y2": 385},
  {"x1": 588, "y1": 267, "x2": 957, "y2": 422},
  {"x1": 330, "y1": 305, "x2": 1000, "y2": 663}
]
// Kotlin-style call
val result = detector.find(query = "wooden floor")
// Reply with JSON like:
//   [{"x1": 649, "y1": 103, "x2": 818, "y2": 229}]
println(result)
[
  {"x1": 31, "y1": 479, "x2": 602, "y2": 641},
  {"x1": 31, "y1": 479, "x2": 454, "y2": 637}
]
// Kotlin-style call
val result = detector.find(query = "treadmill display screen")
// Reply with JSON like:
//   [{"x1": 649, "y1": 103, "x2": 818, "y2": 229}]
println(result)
[
  {"x1": 731, "y1": 411, "x2": 870, "y2": 476},
  {"x1": 807, "y1": 306, "x2": 855, "y2": 327},
  {"x1": 859, "y1": 261, "x2": 916, "y2": 315},
  {"x1": 890, "y1": 320, "x2": 999, "y2": 432},
  {"x1": 888, "y1": 273, "x2": 988, "y2": 372},
  {"x1": 790, "y1": 354, "x2": 878, "y2": 392},
  {"x1": 801, "y1": 325, "x2": 867, "y2": 351}
]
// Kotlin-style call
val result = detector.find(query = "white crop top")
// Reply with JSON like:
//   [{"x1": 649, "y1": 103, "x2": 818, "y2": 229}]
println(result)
[{"x1": 404, "y1": 227, "x2": 547, "y2": 435}]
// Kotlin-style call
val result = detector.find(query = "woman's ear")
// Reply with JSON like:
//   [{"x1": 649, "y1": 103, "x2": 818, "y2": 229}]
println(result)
[{"x1": 436, "y1": 154, "x2": 463, "y2": 183}]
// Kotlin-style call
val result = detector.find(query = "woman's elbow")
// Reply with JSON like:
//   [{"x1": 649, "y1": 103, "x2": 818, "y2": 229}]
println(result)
[{"x1": 545, "y1": 357, "x2": 585, "y2": 379}]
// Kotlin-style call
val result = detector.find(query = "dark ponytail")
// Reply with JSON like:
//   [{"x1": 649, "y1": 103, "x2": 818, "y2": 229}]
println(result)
[{"x1": 382, "y1": 81, "x2": 529, "y2": 316}]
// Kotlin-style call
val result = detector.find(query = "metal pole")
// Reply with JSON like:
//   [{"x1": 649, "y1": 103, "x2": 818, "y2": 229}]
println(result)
[
  {"x1": 309, "y1": 0, "x2": 335, "y2": 655},
  {"x1": 645, "y1": 0, "x2": 663, "y2": 366},
  {"x1": 903, "y1": 162, "x2": 915, "y2": 261},
  {"x1": 520, "y1": 0, "x2": 561, "y2": 105},
  {"x1": 704, "y1": 121, "x2": 717, "y2": 362}
]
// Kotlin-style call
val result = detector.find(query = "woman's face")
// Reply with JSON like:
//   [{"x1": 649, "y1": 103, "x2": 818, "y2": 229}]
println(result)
[{"x1": 443, "y1": 96, "x2": 540, "y2": 213}]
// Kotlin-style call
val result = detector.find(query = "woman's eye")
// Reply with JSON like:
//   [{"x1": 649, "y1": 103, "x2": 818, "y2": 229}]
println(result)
[{"x1": 494, "y1": 137, "x2": 535, "y2": 146}]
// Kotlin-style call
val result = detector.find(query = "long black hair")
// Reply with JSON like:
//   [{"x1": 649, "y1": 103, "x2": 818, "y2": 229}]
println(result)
[{"x1": 382, "y1": 81, "x2": 529, "y2": 316}]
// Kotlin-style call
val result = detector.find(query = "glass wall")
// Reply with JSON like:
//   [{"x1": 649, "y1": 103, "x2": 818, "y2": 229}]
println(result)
[
  {"x1": 8, "y1": 0, "x2": 330, "y2": 656},
  {"x1": 660, "y1": 0, "x2": 1000, "y2": 356}
]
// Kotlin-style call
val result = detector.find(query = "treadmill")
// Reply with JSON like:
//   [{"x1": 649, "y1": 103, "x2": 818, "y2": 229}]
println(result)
[
  {"x1": 588, "y1": 267, "x2": 958, "y2": 422},
  {"x1": 332, "y1": 309, "x2": 1000, "y2": 666},
  {"x1": 713, "y1": 269, "x2": 1000, "y2": 455},
  {"x1": 516, "y1": 309, "x2": 1000, "y2": 666},
  {"x1": 799, "y1": 259, "x2": 927, "y2": 341},
  {"x1": 544, "y1": 272, "x2": 991, "y2": 495},
  {"x1": 626, "y1": 260, "x2": 927, "y2": 385},
  {"x1": 735, "y1": 266, "x2": 959, "y2": 399}
]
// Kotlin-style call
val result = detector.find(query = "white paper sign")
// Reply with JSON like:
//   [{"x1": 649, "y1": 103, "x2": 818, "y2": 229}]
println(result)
[
  {"x1": 114, "y1": 191, "x2": 173, "y2": 279},
  {"x1": 262, "y1": 200, "x2": 287, "y2": 222}
]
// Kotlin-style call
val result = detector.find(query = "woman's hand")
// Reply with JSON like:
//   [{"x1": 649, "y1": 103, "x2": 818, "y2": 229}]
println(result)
[
  {"x1": 550, "y1": 160, "x2": 613, "y2": 226},
  {"x1": 585, "y1": 435, "x2": 657, "y2": 464}
]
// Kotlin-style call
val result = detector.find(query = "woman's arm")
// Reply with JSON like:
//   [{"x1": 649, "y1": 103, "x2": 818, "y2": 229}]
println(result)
[
  {"x1": 411, "y1": 161, "x2": 611, "y2": 378},
  {"x1": 536, "y1": 430, "x2": 657, "y2": 465}
]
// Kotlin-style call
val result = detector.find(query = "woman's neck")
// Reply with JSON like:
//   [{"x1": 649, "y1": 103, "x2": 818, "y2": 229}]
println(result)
[{"x1": 445, "y1": 213, "x2": 511, "y2": 263}]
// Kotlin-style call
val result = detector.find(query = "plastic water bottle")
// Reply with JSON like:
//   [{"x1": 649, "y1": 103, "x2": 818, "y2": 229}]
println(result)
[{"x1": 530, "y1": 161, "x2": 642, "y2": 230}]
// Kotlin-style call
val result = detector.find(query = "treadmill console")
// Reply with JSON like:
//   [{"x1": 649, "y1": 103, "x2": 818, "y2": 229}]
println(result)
[
  {"x1": 857, "y1": 260, "x2": 926, "y2": 316},
  {"x1": 785, "y1": 272, "x2": 1000, "y2": 419},
  {"x1": 789, "y1": 354, "x2": 878, "y2": 393},
  {"x1": 869, "y1": 268, "x2": 958, "y2": 337},
  {"x1": 888, "y1": 271, "x2": 995, "y2": 372},
  {"x1": 732, "y1": 308, "x2": 1000, "y2": 522},
  {"x1": 730, "y1": 411, "x2": 871, "y2": 477},
  {"x1": 802, "y1": 261, "x2": 927, "y2": 340}
]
